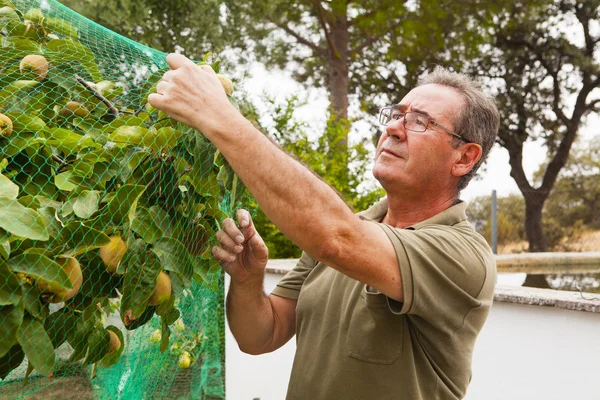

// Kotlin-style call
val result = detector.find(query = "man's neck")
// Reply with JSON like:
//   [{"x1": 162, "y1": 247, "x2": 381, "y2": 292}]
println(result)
[{"x1": 381, "y1": 194, "x2": 458, "y2": 229}]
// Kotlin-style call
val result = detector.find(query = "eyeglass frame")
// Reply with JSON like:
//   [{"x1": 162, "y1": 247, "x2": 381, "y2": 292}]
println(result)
[{"x1": 378, "y1": 105, "x2": 470, "y2": 143}]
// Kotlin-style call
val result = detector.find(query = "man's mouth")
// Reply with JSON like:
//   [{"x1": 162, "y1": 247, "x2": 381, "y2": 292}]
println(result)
[{"x1": 381, "y1": 149, "x2": 401, "y2": 158}]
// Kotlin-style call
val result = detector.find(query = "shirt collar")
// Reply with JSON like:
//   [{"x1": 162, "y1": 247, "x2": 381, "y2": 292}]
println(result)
[{"x1": 358, "y1": 198, "x2": 467, "y2": 229}]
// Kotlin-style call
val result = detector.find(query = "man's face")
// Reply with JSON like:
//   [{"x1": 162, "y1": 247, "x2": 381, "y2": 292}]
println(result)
[{"x1": 373, "y1": 84, "x2": 465, "y2": 196}]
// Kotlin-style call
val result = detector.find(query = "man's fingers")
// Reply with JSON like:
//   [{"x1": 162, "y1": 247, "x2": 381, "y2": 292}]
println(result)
[
  {"x1": 222, "y1": 218, "x2": 244, "y2": 245},
  {"x1": 147, "y1": 93, "x2": 163, "y2": 108},
  {"x1": 236, "y1": 209, "x2": 250, "y2": 229},
  {"x1": 212, "y1": 245, "x2": 236, "y2": 263},
  {"x1": 216, "y1": 229, "x2": 242, "y2": 253},
  {"x1": 156, "y1": 80, "x2": 169, "y2": 95},
  {"x1": 162, "y1": 70, "x2": 175, "y2": 82},
  {"x1": 166, "y1": 53, "x2": 195, "y2": 70},
  {"x1": 198, "y1": 64, "x2": 216, "y2": 75}
]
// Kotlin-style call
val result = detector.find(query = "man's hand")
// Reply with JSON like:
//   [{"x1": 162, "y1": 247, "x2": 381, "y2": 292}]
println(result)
[
  {"x1": 147, "y1": 53, "x2": 240, "y2": 134},
  {"x1": 213, "y1": 209, "x2": 269, "y2": 284}
]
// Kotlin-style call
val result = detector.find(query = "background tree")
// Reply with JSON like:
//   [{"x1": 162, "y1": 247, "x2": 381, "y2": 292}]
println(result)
[
  {"x1": 60, "y1": 0, "x2": 234, "y2": 59},
  {"x1": 471, "y1": 0, "x2": 600, "y2": 286}
]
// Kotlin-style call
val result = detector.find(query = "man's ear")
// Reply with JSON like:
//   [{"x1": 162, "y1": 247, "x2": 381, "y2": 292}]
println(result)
[{"x1": 452, "y1": 143, "x2": 483, "y2": 178}]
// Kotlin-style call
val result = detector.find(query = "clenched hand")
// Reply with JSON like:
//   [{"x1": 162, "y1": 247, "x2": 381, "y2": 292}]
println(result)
[
  {"x1": 213, "y1": 209, "x2": 269, "y2": 284},
  {"x1": 147, "y1": 53, "x2": 240, "y2": 135}
]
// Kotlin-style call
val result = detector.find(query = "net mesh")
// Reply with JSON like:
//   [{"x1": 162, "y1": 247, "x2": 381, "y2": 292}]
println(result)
[{"x1": 0, "y1": 0, "x2": 244, "y2": 398}]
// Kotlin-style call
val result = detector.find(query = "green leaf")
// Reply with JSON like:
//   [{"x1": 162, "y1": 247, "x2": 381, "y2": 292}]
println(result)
[
  {"x1": 100, "y1": 184, "x2": 146, "y2": 228},
  {"x1": 108, "y1": 126, "x2": 148, "y2": 146},
  {"x1": 45, "y1": 128, "x2": 97, "y2": 155},
  {"x1": 5, "y1": 113, "x2": 47, "y2": 134},
  {"x1": 68, "y1": 304, "x2": 99, "y2": 361},
  {"x1": 44, "y1": 39, "x2": 102, "y2": 81},
  {"x1": 48, "y1": 221, "x2": 110, "y2": 257},
  {"x1": 73, "y1": 190, "x2": 100, "y2": 219},
  {"x1": 78, "y1": 253, "x2": 121, "y2": 298},
  {"x1": 159, "y1": 320, "x2": 170, "y2": 354},
  {"x1": 131, "y1": 207, "x2": 163, "y2": 244},
  {"x1": 0, "y1": 305, "x2": 23, "y2": 358},
  {"x1": 156, "y1": 294, "x2": 179, "y2": 326},
  {"x1": 100, "y1": 325, "x2": 124, "y2": 368},
  {"x1": 182, "y1": 173, "x2": 220, "y2": 198},
  {"x1": 120, "y1": 240, "x2": 161, "y2": 319},
  {"x1": 0, "y1": 198, "x2": 49, "y2": 240},
  {"x1": 44, "y1": 308, "x2": 76, "y2": 349},
  {"x1": 0, "y1": 261, "x2": 21, "y2": 305},
  {"x1": 8, "y1": 253, "x2": 72, "y2": 290},
  {"x1": 0, "y1": 80, "x2": 39, "y2": 109},
  {"x1": 148, "y1": 205, "x2": 174, "y2": 238},
  {"x1": 152, "y1": 238, "x2": 194, "y2": 287},
  {"x1": 17, "y1": 315, "x2": 55, "y2": 376},
  {"x1": 102, "y1": 115, "x2": 146, "y2": 134},
  {"x1": 20, "y1": 282, "x2": 44, "y2": 320},
  {"x1": 0, "y1": 131, "x2": 35, "y2": 158},
  {"x1": 0, "y1": 344, "x2": 24, "y2": 380},
  {"x1": 42, "y1": 17, "x2": 78, "y2": 38},
  {"x1": 83, "y1": 327, "x2": 110, "y2": 366},
  {"x1": 0, "y1": 172, "x2": 18, "y2": 199},
  {"x1": 0, "y1": 237, "x2": 9, "y2": 260},
  {"x1": 54, "y1": 171, "x2": 77, "y2": 191},
  {"x1": 145, "y1": 127, "x2": 183, "y2": 150},
  {"x1": 122, "y1": 305, "x2": 155, "y2": 331}
]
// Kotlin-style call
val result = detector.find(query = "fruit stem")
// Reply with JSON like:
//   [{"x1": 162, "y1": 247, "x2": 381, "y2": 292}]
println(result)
[
  {"x1": 52, "y1": 154, "x2": 67, "y2": 170},
  {"x1": 75, "y1": 74, "x2": 119, "y2": 119}
]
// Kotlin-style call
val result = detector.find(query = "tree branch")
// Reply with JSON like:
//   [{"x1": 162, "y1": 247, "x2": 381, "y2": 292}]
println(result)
[
  {"x1": 312, "y1": 0, "x2": 337, "y2": 57},
  {"x1": 75, "y1": 75, "x2": 119, "y2": 119},
  {"x1": 351, "y1": 20, "x2": 404, "y2": 56},
  {"x1": 272, "y1": 22, "x2": 328, "y2": 57}
]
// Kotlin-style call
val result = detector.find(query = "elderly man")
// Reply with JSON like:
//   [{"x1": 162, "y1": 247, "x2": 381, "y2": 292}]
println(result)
[{"x1": 149, "y1": 54, "x2": 499, "y2": 400}]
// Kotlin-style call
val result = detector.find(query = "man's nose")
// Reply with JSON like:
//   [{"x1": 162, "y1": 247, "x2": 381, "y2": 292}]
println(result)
[{"x1": 384, "y1": 118, "x2": 407, "y2": 141}]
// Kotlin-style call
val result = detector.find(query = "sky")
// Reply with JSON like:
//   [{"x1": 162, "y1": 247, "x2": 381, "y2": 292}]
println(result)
[{"x1": 240, "y1": 62, "x2": 592, "y2": 203}]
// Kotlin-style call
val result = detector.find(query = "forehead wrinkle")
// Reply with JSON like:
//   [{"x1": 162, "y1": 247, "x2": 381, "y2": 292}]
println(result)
[{"x1": 392, "y1": 103, "x2": 434, "y2": 120}]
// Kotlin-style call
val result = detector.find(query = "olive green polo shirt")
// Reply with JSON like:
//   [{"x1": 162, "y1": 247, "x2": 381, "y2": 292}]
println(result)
[{"x1": 271, "y1": 199, "x2": 496, "y2": 400}]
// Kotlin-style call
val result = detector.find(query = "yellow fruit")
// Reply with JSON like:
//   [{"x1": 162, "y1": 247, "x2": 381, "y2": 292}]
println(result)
[
  {"x1": 19, "y1": 54, "x2": 49, "y2": 81},
  {"x1": 0, "y1": 113, "x2": 13, "y2": 137},
  {"x1": 107, "y1": 330, "x2": 121, "y2": 354},
  {"x1": 37, "y1": 257, "x2": 83, "y2": 303},
  {"x1": 178, "y1": 351, "x2": 191, "y2": 369},
  {"x1": 217, "y1": 74, "x2": 234, "y2": 96},
  {"x1": 59, "y1": 101, "x2": 90, "y2": 118},
  {"x1": 150, "y1": 329, "x2": 161, "y2": 343},
  {"x1": 99, "y1": 235, "x2": 127, "y2": 273},
  {"x1": 174, "y1": 319, "x2": 185, "y2": 332},
  {"x1": 148, "y1": 271, "x2": 171, "y2": 306}
]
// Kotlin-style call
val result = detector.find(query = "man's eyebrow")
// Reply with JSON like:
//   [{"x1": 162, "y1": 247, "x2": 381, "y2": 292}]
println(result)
[
  {"x1": 410, "y1": 107, "x2": 433, "y2": 119},
  {"x1": 393, "y1": 104, "x2": 433, "y2": 119}
]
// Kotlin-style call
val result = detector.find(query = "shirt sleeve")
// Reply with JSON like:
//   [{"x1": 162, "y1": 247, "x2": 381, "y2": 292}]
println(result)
[
  {"x1": 270, "y1": 251, "x2": 319, "y2": 300},
  {"x1": 378, "y1": 223, "x2": 495, "y2": 338}
]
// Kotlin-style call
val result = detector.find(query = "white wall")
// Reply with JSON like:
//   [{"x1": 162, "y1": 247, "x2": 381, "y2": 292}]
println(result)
[{"x1": 226, "y1": 273, "x2": 600, "y2": 400}]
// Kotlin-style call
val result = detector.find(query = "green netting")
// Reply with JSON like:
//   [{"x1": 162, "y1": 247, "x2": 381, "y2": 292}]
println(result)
[{"x1": 0, "y1": 0, "x2": 245, "y2": 398}]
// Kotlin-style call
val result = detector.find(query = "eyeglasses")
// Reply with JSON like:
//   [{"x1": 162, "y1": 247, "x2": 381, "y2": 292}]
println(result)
[{"x1": 378, "y1": 106, "x2": 469, "y2": 142}]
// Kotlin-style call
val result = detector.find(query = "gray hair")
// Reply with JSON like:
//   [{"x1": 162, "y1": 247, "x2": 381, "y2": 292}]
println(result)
[{"x1": 417, "y1": 66, "x2": 499, "y2": 193}]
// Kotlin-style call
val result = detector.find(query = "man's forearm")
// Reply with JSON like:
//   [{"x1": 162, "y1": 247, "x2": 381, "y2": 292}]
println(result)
[
  {"x1": 199, "y1": 114, "x2": 357, "y2": 262},
  {"x1": 226, "y1": 277, "x2": 277, "y2": 355}
]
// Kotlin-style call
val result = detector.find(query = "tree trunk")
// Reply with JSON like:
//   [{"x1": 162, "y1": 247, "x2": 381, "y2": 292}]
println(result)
[
  {"x1": 522, "y1": 193, "x2": 551, "y2": 288},
  {"x1": 327, "y1": 7, "x2": 350, "y2": 141}
]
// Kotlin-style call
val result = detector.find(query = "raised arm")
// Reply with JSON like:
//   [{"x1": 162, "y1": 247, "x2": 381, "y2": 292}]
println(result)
[
  {"x1": 215, "y1": 210, "x2": 297, "y2": 354},
  {"x1": 148, "y1": 54, "x2": 403, "y2": 303}
]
